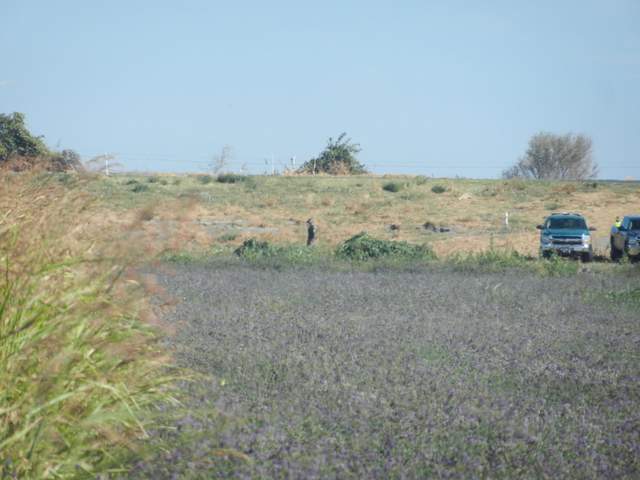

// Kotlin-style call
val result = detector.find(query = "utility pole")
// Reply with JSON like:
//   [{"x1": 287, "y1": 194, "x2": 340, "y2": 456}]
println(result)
[{"x1": 105, "y1": 154, "x2": 109, "y2": 177}]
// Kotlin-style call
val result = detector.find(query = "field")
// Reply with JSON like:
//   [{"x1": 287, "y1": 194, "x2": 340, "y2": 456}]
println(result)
[
  {"x1": 132, "y1": 263, "x2": 640, "y2": 478},
  {"x1": 2, "y1": 173, "x2": 640, "y2": 478},
  {"x1": 84, "y1": 174, "x2": 640, "y2": 257}
]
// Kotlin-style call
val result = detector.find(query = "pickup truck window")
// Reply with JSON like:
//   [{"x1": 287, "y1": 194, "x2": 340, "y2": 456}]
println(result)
[{"x1": 547, "y1": 217, "x2": 587, "y2": 229}]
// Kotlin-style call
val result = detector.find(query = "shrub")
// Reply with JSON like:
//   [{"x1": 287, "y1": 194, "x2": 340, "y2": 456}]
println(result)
[
  {"x1": 131, "y1": 183, "x2": 149, "y2": 193},
  {"x1": 217, "y1": 173, "x2": 248, "y2": 184},
  {"x1": 431, "y1": 184, "x2": 446, "y2": 194},
  {"x1": 336, "y1": 232, "x2": 435, "y2": 261},
  {"x1": 297, "y1": 133, "x2": 367, "y2": 175},
  {"x1": 382, "y1": 182, "x2": 403, "y2": 193},
  {"x1": 197, "y1": 175, "x2": 214, "y2": 184},
  {"x1": 0, "y1": 112, "x2": 49, "y2": 162},
  {"x1": 147, "y1": 176, "x2": 160, "y2": 183},
  {"x1": 125, "y1": 178, "x2": 139, "y2": 185},
  {"x1": 234, "y1": 238, "x2": 275, "y2": 258}
]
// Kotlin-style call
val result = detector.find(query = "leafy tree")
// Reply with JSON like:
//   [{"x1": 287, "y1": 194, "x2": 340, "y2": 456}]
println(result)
[
  {"x1": 0, "y1": 112, "x2": 49, "y2": 161},
  {"x1": 503, "y1": 132, "x2": 597, "y2": 180},
  {"x1": 298, "y1": 133, "x2": 367, "y2": 175},
  {"x1": 0, "y1": 112, "x2": 83, "y2": 171}
]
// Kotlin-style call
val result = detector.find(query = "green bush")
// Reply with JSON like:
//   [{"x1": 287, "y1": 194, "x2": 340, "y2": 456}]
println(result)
[
  {"x1": 125, "y1": 179, "x2": 139, "y2": 185},
  {"x1": 131, "y1": 183, "x2": 149, "y2": 193},
  {"x1": 382, "y1": 182, "x2": 403, "y2": 193},
  {"x1": 234, "y1": 239, "x2": 275, "y2": 258},
  {"x1": 217, "y1": 173, "x2": 249, "y2": 184},
  {"x1": 0, "y1": 112, "x2": 49, "y2": 162},
  {"x1": 336, "y1": 232, "x2": 435, "y2": 261},
  {"x1": 147, "y1": 176, "x2": 160, "y2": 183},
  {"x1": 431, "y1": 184, "x2": 446, "y2": 194},
  {"x1": 297, "y1": 133, "x2": 367, "y2": 175},
  {"x1": 197, "y1": 175, "x2": 214, "y2": 184}
]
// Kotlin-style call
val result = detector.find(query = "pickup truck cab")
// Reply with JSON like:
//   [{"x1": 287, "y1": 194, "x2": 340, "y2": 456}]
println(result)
[
  {"x1": 536, "y1": 213, "x2": 595, "y2": 262},
  {"x1": 610, "y1": 215, "x2": 640, "y2": 261}
]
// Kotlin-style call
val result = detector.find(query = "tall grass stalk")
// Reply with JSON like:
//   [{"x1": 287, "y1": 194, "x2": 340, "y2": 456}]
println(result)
[{"x1": 0, "y1": 174, "x2": 175, "y2": 478}]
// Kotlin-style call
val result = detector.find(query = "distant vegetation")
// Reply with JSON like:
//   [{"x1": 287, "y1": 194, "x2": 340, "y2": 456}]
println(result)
[
  {"x1": 504, "y1": 132, "x2": 597, "y2": 180},
  {"x1": 217, "y1": 173, "x2": 249, "y2": 183},
  {"x1": 297, "y1": 133, "x2": 367, "y2": 175},
  {"x1": 336, "y1": 232, "x2": 435, "y2": 261},
  {"x1": 382, "y1": 181, "x2": 403, "y2": 193},
  {"x1": 0, "y1": 112, "x2": 82, "y2": 171}
]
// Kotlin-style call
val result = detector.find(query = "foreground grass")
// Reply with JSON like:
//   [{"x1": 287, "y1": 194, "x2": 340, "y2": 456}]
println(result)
[
  {"x1": 0, "y1": 175, "x2": 175, "y2": 478},
  {"x1": 134, "y1": 264, "x2": 640, "y2": 478}
]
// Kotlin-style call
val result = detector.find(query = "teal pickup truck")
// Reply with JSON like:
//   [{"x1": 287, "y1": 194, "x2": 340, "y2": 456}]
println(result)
[
  {"x1": 610, "y1": 215, "x2": 640, "y2": 261},
  {"x1": 536, "y1": 213, "x2": 595, "y2": 262}
]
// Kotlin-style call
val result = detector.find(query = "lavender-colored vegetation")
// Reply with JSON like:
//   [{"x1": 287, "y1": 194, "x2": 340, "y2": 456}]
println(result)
[{"x1": 133, "y1": 265, "x2": 639, "y2": 479}]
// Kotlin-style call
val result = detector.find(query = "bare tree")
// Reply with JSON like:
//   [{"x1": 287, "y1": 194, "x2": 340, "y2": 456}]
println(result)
[
  {"x1": 503, "y1": 132, "x2": 598, "y2": 180},
  {"x1": 210, "y1": 145, "x2": 233, "y2": 174},
  {"x1": 84, "y1": 153, "x2": 123, "y2": 175}
]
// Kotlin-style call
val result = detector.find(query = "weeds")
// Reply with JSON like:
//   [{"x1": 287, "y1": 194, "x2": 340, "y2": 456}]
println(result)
[
  {"x1": 0, "y1": 176, "x2": 175, "y2": 478},
  {"x1": 138, "y1": 265, "x2": 640, "y2": 478},
  {"x1": 336, "y1": 232, "x2": 435, "y2": 261}
]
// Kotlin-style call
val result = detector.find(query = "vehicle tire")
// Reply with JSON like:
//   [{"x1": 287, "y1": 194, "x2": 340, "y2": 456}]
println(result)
[
  {"x1": 610, "y1": 238, "x2": 622, "y2": 261},
  {"x1": 541, "y1": 251, "x2": 552, "y2": 259},
  {"x1": 581, "y1": 251, "x2": 593, "y2": 263}
]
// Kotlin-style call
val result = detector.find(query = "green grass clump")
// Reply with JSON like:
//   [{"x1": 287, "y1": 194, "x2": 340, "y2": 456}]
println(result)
[
  {"x1": 234, "y1": 239, "x2": 327, "y2": 268},
  {"x1": 446, "y1": 249, "x2": 579, "y2": 276},
  {"x1": 602, "y1": 287, "x2": 640, "y2": 309},
  {"x1": 336, "y1": 232, "x2": 435, "y2": 261},
  {"x1": 382, "y1": 181, "x2": 403, "y2": 193},
  {"x1": 431, "y1": 184, "x2": 446, "y2": 194},
  {"x1": 217, "y1": 173, "x2": 249, "y2": 184}
]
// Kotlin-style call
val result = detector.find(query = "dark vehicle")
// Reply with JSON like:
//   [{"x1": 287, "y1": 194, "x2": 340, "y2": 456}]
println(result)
[
  {"x1": 610, "y1": 215, "x2": 640, "y2": 261},
  {"x1": 536, "y1": 213, "x2": 595, "y2": 262}
]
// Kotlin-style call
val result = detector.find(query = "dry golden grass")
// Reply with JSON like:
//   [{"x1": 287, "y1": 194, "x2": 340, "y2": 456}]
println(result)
[{"x1": 81, "y1": 174, "x2": 640, "y2": 258}]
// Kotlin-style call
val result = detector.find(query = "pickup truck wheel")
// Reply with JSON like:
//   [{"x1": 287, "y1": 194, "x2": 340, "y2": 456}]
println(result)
[
  {"x1": 541, "y1": 251, "x2": 552, "y2": 259},
  {"x1": 610, "y1": 239, "x2": 622, "y2": 261},
  {"x1": 581, "y1": 251, "x2": 593, "y2": 263}
]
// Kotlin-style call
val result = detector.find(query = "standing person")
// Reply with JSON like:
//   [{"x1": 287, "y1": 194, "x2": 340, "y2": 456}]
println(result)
[
  {"x1": 615, "y1": 216, "x2": 622, "y2": 228},
  {"x1": 306, "y1": 218, "x2": 317, "y2": 246}
]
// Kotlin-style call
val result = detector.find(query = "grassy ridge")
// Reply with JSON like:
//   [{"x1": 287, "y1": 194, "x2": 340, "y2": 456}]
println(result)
[{"x1": 0, "y1": 175, "x2": 175, "y2": 478}]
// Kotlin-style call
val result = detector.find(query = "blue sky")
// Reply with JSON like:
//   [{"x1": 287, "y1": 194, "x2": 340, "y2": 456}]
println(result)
[{"x1": 1, "y1": 1, "x2": 639, "y2": 178}]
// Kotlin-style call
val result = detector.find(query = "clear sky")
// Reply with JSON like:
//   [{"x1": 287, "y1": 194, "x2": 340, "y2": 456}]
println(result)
[{"x1": 1, "y1": 1, "x2": 639, "y2": 178}]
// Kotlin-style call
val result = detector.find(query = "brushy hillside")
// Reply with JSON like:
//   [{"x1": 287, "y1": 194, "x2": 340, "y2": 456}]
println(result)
[{"x1": 0, "y1": 174, "x2": 175, "y2": 478}]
